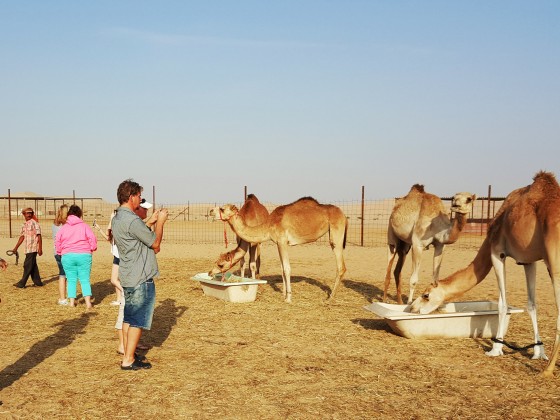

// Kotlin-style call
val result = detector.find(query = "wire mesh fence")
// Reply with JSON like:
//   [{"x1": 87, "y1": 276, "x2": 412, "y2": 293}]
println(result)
[{"x1": 0, "y1": 196, "x2": 501, "y2": 250}]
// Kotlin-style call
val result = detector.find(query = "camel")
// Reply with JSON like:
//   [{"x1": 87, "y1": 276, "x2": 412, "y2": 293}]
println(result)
[
  {"x1": 384, "y1": 184, "x2": 476, "y2": 304},
  {"x1": 410, "y1": 171, "x2": 560, "y2": 377},
  {"x1": 209, "y1": 194, "x2": 269, "y2": 279},
  {"x1": 211, "y1": 197, "x2": 347, "y2": 303}
]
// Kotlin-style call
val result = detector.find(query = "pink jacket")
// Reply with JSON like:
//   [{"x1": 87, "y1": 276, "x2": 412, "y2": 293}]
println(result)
[{"x1": 55, "y1": 215, "x2": 98, "y2": 255}]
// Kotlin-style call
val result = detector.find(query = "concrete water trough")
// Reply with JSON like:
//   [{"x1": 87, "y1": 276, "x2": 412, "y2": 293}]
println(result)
[
  {"x1": 191, "y1": 272, "x2": 267, "y2": 303},
  {"x1": 363, "y1": 301, "x2": 524, "y2": 339}
]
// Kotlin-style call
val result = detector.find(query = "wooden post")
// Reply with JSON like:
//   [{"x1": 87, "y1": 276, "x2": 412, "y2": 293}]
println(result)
[
  {"x1": 152, "y1": 185, "x2": 156, "y2": 213},
  {"x1": 8, "y1": 189, "x2": 12, "y2": 238},
  {"x1": 487, "y1": 185, "x2": 492, "y2": 233},
  {"x1": 480, "y1": 198, "x2": 485, "y2": 236},
  {"x1": 361, "y1": 186, "x2": 365, "y2": 247}
]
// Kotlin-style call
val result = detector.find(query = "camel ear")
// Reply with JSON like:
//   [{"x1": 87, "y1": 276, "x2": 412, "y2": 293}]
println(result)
[{"x1": 472, "y1": 194, "x2": 477, "y2": 202}]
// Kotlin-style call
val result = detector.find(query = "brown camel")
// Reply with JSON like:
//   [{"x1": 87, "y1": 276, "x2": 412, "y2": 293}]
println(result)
[
  {"x1": 410, "y1": 171, "x2": 560, "y2": 377},
  {"x1": 384, "y1": 184, "x2": 476, "y2": 304},
  {"x1": 212, "y1": 197, "x2": 347, "y2": 303},
  {"x1": 209, "y1": 194, "x2": 269, "y2": 279}
]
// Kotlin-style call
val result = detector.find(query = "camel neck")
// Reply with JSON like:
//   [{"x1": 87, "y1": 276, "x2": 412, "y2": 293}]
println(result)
[
  {"x1": 440, "y1": 237, "x2": 492, "y2": 300},
  {"x1": 445, "y1": 212, "x2": 468, "y2": 244},
  {"x1": 228, "y1": 214, "x2": 270, "y2": 243}
]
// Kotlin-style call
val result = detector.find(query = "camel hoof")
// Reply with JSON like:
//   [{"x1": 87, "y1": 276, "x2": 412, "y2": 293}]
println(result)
[
  {"x1": 531, "y1": 345, "x2": 548, "y2": 360},
  {"x1": 485, "y1": 348, "x2": 504, "y2": 357},
  {"x1": 540, "y1": 369, "x2": 554, "y2": 378}
]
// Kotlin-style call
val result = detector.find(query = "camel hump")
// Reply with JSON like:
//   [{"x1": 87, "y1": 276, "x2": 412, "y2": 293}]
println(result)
[
  {"x1": 533, "y1": 171, "x2": 559, "y2": 189},
  {"x1": 246, "y1": 193, "x2": 260, "y2": 202},
  {"x1": 410, "y1": 184, "x2": 425, "y2": 193},
  {"x1": 291, "y1": 196, "x2": 320, "y2": 205}
]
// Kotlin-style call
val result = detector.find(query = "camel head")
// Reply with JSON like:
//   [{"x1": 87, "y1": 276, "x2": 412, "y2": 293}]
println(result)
[
  {"x1": 408, "y1": 283, "x2": 446, "y2": 314},
  {"x1": 209, "y1": 204, "x2": 239, "y2": 221},
  {"x1": 450, "y1": 192, "x2": 476, "y2": 215},
  {"x1": 208, "y1": 251, "x2": 235, "y2": 276}
]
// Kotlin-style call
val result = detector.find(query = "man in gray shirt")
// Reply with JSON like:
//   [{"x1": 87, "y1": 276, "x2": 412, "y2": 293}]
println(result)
[{"x1": 112, "y1": 179, "x2": 168, "y2": 371}]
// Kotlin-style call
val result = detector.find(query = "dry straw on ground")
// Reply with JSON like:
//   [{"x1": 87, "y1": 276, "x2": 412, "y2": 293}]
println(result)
[{"x1": 0, "y1": 236, "x2": 559, "y2": 419}]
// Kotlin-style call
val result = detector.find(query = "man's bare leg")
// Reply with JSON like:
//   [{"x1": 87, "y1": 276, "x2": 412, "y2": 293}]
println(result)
[{"x1": 122, "y1": 323, "x2": 142, "y2": 367}]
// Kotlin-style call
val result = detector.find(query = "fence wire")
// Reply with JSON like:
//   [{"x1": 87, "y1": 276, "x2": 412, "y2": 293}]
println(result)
[{"x1": 1, "y1": 197, "x2": 500, "y2": 250}]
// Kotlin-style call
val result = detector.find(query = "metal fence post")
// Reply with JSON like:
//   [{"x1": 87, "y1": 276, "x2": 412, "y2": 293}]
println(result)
[{"x1": 361, "y1": 185, "x2": 365, "y2": 247}]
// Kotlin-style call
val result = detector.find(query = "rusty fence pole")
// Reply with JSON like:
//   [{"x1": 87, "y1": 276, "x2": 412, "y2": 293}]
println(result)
[
  {"x1": 8, "y1": 189, "x2": 12, "y2": 238},
  {"x1": 480, "y1": 197, "x2": 485, "y2": 236},
  {"x1": 361, "y1": 185, "x2": 365, "y2": 247},
  {"x1": 487, "y1": 185, "x2": 492, "y2": 233},
  {"x1": 244, "y1": 186, "x2": 247, "y2": 202}
]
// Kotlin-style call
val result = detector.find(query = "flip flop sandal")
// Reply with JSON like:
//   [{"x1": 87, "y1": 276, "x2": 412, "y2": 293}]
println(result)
[
  {"x1": 121, "y1": 359, "x2": 152, "y2": 371},
  {"x1": 116, "y1": 351, "x2": 146, "y2": 361}
]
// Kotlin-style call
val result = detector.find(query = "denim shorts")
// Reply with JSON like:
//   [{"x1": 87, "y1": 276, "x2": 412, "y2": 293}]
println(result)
[
  {"x1": 55, "y1": 254, "x2": 65, "y2": 276},
  {"x1": 123, "y1": 279, "x2": 155, "y2": 330},
  {"x1": 113, "y1": 256, "x2": 120, "y2": 265}
]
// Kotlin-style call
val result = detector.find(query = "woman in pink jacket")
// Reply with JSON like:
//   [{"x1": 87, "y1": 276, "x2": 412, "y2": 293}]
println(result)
[{"x1": 55, "y1": 204, "x2": 97, "y2": 309}]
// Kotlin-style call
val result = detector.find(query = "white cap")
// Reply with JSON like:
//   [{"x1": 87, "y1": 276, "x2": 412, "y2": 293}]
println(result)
[{"x1": 140, "y1": 199, "x2": 153, "y2": 209}]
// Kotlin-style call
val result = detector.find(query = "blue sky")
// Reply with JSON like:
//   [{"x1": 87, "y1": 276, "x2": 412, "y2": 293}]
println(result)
[{"x1": 2, "y1": 1, "x2": 559, "y2": 204}]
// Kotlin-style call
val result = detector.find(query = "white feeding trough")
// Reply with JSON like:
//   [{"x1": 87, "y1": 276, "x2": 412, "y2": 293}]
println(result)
[
  {"x1": 363, "y1": 301, "x2": 524, "y2": 339},
  {"x1": 191, "y1": 273, "x2": 267, "y2": 303}
]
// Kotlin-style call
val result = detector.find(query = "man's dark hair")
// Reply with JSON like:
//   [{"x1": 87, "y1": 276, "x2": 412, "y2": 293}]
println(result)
[{"x1": 117, "y1": 179, "x2": 143, "y2": 205}]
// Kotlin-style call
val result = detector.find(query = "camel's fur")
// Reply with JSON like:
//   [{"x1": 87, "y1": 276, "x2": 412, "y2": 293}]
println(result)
[
  {"x1": 213, "y1": 197, "x2": 347, "y2": 303},
  {"x1": 411, "y1": 171, "x2": 560, "y2": 377},
  {"x1": 209, "y1": 194, "x2": 269, "y2": 279},
  {"x1": 384, "y1": 184, "x2": 476, "y2": 304}
]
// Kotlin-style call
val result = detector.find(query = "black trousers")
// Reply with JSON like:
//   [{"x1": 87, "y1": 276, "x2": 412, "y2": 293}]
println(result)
[{"x1": 18, "y1": 252, "x2": 42, "y2": 286}]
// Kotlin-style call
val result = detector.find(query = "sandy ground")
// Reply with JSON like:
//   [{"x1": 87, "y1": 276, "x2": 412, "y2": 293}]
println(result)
[{"x1": 0, "y1": 236, "x2": 560, "y2": 419}]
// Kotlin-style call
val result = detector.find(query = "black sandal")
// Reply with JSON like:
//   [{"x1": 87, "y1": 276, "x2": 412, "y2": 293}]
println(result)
[
  {"x1": 117, "y1": 351, "x2": 146, "y2": 361},
  {"x1": 121, "y1": 359, "x2": 152, "y2": 371}
]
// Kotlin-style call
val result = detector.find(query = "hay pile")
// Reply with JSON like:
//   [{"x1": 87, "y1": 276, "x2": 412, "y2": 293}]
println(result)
[{"x1": 0, "y1": 237, "x2": 559, "y2": 418}]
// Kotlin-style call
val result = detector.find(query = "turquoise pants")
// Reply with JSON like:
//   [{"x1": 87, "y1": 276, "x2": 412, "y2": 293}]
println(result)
[{"x1": 61, "y1": 253, "x2": 92, "y2": 298}]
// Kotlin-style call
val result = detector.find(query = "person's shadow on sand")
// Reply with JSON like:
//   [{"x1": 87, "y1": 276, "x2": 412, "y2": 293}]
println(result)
[
  {"x1": 0, "y1": 312, "x2": 96, "y2": 392},
  {"x1": 142, "y1": 299, "x2": 187, "y2": 350}
]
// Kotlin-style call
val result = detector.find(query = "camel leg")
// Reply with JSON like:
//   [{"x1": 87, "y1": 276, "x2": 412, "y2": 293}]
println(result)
[
  {"x1": 255, "y1": 244, "x2": 261, "y2": 279},
  {"x1": 239, "y1": 256, "x2": 246, "y2": 278},
  {"x1": 486, "y1": 252, "x2": 507, "y2": 357},
  {"x1": 327, "y1": 243, "x2": 346, "y2": 301},
  {"x1": 384, "y1": 244, "x2": 397, "y2": 303},
  {"x1": 393, "y1": 245, "x2": 408, "y2": 305},
  {"x1": 524, "y1": 263, "x2": 547, "y2": 360},
  {"x1": 277, "y1": 242, "x2": 292, "y2": 303},
  {"x1": 249, "y1": 244, "x2": 257, "y2": 279},
  {"x1": 432, "y1": 243, "x2": 445, "y2": 285},
  {"x1": 238, "y1": 240, "x2": 250, "y2": 278},
  {"x1": 542, "y1": 262, "x2": 560, "y2": 377},
  {"x1": 407, "y1": 244, "x2": 424, "y2": 304}
]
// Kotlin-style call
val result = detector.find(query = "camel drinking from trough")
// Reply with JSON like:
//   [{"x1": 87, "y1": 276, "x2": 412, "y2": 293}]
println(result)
[
  {"x1": 211, "y1": 197, "x2": 347, "y2": 303},
  {"x1": 385, "y1": 184, "x2": 476, "y2": 304},
  {"x1": 410, "y1": 171, "x2": 560, "y2": 377}
]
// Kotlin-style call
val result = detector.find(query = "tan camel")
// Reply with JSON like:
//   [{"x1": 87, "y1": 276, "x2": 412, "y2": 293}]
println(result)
[
  {"x1": 410, "y1": 171, "x2": 560, "y2": 377},
  {"x1": 209, "y1": 194, "x2": 269, "y2": 279},
  {"x1": 384, "y1": 184, "x2": 476, "y2": 304},
  {"x1": 212, "y1": 197, "x2": 347, "y2": 303}
]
